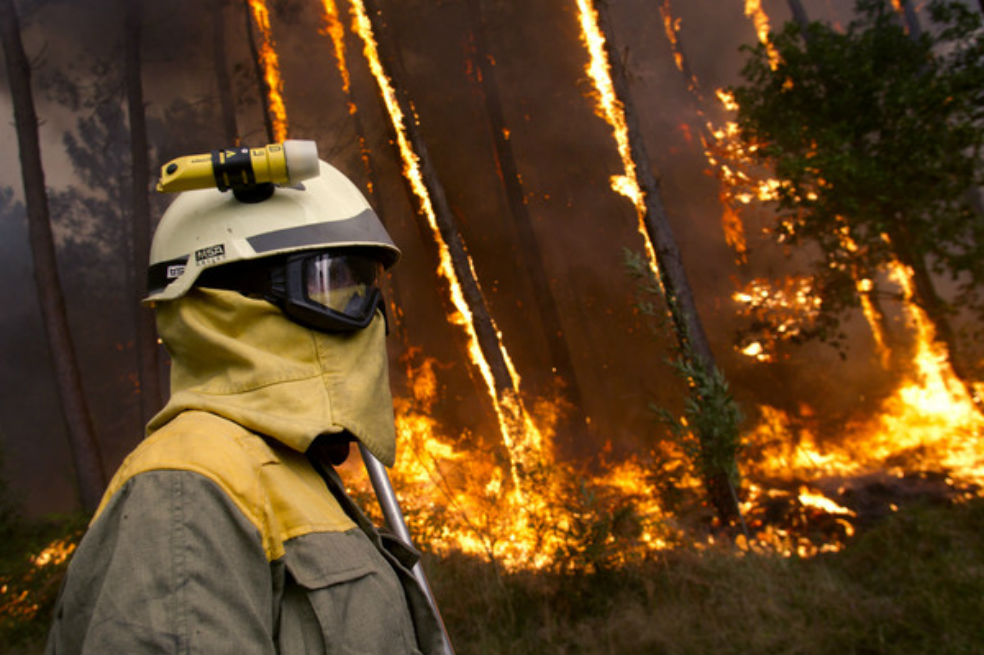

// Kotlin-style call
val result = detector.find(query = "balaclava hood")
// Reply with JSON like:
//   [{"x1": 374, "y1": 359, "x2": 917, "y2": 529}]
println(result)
[{"x1": 147, "y1": 287, "x2": 397, "y2": 466}]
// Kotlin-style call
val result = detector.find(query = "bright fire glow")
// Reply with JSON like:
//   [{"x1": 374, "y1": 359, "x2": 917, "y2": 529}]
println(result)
[
  {"x1": 319, "y1": 0, "x2": 351, "y2": 95},
  {"x1": 247, "y1": 0, "x2": 288, "y2": 142},
  {"x1": 658, "y1": 0, "x2": 700, "y2": 94},
  {"x1": 0, "y1": 538, "x2": 77, "y2": 620},
  {"x1": 574, "y1": 0, "x2": 662, "y2": 285},
  {"x1": 744, "y1": 0, "x2": 780, "y2": 69},
  {"x1": 348, "y1": 0, "x2": 548, "y2": 501},
  {"x1": 323, "y1": 0, "x2": 984, "y2": 571}
]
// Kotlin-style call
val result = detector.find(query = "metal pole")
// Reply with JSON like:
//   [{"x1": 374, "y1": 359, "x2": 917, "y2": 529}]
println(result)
[{"x1": 359, "y1": 443, "x2": 455, "y2": 655}]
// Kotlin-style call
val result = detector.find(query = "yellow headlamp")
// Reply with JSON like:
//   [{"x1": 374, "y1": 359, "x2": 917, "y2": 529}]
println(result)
[{"x1": 155, "y1": 140, "x2": 320, "y2": 200}]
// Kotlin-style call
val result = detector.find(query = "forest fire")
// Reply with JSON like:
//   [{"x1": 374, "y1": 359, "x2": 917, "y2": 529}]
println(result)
[
  {"x1": 246, "y1": 0, "x2": 289, "y2": 141},
  {"x1": 318, "y1": 0, "x2": 350, "y2": 95},
  {"x1": 0, "y1": 539, "x2": 76, "y2": 621},
  {"x1": 346, "y1": 0, "x2": 549, "y2": 504},
  {"x1": 326, "y1": 0, "x2": 984, "y2": 567},
  {"x1": 744, "y1": 0, "x2": 780, "y2": 69},
  {"x1": 5, "y1": 0, "x2": 979, "y2": 587},
  {"x1": 574, "y1": 0, "x2": 660, "y2": 281}
]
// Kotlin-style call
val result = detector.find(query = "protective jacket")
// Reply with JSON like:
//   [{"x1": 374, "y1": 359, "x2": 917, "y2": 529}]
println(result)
[{"x1": 46, "y1": 288, "x2": 443, "y2": 654}]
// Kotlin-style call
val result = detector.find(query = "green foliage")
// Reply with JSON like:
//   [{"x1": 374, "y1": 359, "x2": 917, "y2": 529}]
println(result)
[
  {"x1": 651, "y1": 358, "x2": 743, "y2": 489},
  {"x1": 730, "y1": 0, "x2": 984, "y2": 333},
  {"x1": 546, "y1": 478, "x2": 646, "y2": 574},
  {"x1": 0, "y1": 440, "x2": 87, "y2": 654},
  {"x1": 625, "y1": 249, "x2": 744, "y2": 493},
  {"x1": 430, "y1": 499, "x2": 984, "y2": 654},
  {"x1": 0, "y1": 513, "x2": 87, "y2": 654}
]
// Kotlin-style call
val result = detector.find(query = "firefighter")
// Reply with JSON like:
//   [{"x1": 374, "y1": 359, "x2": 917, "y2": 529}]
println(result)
[{"x1": 45, "y1": 153, "x2": 445, "y2": 654}]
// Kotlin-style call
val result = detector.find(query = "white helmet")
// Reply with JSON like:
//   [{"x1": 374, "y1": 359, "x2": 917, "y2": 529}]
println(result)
[{"x1": 147, "y1": 159, "x2": 399, "y2": 332}]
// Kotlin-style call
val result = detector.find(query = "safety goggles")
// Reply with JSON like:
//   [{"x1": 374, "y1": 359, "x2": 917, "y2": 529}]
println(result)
[{"x1": 196, "y1": 249, "x2": 387, "y2": 333}]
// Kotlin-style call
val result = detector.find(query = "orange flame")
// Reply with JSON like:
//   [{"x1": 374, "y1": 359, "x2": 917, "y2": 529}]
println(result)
[
  {"x1": 574, "y1": 0, "x2": 662, "y2": 286},
  {"x1": 325, "y1": 0, "x2": 984, "y2": 572},
  {"x1": 337, "y1": 352, "x2": 693, "y2": 570},
  {"x1": 348, "y1": 0, "x2": 548, "y2": 499},
  {"x1": 0, "y1": 538, "x2": 77, "y2": 620},
  {"x1": 658, "y1": 0, "x2": 700, "y2": 94},
  {"x1": 247, "y1": 0, "x2": 288, "y2": 142},
  {"x1": 744, "y1": 0, "x2": 781, "y2": 69},
  {"x1": 319, "y1": 0, "x2": 351, "y2": 95}
]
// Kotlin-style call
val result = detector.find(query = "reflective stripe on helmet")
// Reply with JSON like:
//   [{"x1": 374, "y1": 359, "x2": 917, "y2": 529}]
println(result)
[{"x1": 246, "y1": 209, "x2": 397, "y2": 267}]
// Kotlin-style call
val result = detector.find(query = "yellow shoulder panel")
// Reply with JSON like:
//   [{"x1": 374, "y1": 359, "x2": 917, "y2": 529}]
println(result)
[{"x1": 95, "y1": 410, "x2": 356, "y2": 561}]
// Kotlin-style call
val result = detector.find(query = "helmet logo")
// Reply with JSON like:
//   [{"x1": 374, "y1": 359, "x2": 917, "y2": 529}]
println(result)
[
  {"x1": 195, "y1": 244, "x2": 227, "y2": 266},
  {"x1": 166, "y1": 264, "x2": 186, "y2": 280}
]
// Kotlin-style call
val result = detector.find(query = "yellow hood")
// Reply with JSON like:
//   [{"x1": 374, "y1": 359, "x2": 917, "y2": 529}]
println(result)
[{"x1": 147, "y1": 287, "x2": 397, "y2": 466}]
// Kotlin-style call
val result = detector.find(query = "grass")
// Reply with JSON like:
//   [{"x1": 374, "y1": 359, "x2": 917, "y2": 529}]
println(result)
[
  {"x1": 427, "y1": 498, "x2": 984, "y2": 654},
  {"x1": 3, "y1": 499, "x2": 983, "y2": 653}
]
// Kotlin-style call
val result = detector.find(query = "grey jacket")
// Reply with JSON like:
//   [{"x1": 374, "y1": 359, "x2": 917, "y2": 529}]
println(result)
[{"x1": 45, "y1": 411, "x2": 444, "y2": 654}]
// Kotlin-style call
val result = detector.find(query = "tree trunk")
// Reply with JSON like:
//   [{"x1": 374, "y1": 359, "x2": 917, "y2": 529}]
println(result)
[
  {"x1": 786, "y1": 0, "x2": 810, "y2": 33},
  {"x1": 0, "y1": 0, "x2": 106, "y2": 512},
  {"x1": 466, "y1": 0, "x2": 592, "y2": 449},
  {"x1": 325, "y1": 1, "x2": 408, "y2": 337},
  {"x1": 212, "y1": 0, "x2": 240, "y2": 144},
  {"x1": 359, "y1": 0, "x2": 540, "y2": 481},
  {"x1": 244, "y1": 0, "x2": 274, "y2": 143},
  {"x1": 362, "y1": 8, "x2": 512, "y2": 394},
  {"x1": 124, "y1": 0, "x2": 164, "y2": 427},
  {"x1": 899, "y1": 0, "x2": 923, "y2": 40},
  {"x1": 593, "y1": 1, "x2": 739, "y2": 522},
  {"x1": 888, "y1": 220, "x2": 979, "y2": 406}
]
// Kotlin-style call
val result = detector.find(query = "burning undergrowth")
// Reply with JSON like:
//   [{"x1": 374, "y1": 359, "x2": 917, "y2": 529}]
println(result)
[{"x1": 337, "y1": 343, "x2": 984, "y2": 572}]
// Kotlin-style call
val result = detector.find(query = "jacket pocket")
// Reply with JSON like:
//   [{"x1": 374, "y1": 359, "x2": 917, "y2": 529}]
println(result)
[{"x1": 280, "y1": 529, "x2": 421, "y2": 654}]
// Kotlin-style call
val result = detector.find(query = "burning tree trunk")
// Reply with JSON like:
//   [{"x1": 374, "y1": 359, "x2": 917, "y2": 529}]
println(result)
[
  {"x1": 244, "y1": 0, "x2": 275, "y2": 143},
  {"x1": 317, "y1": 0, "x2": 408, "y2": 337},
  {"x1": 466, "y1": 0, "x2": 592, "y2": 447},
  {"x1": 212, "y1": 0, "x2": 240, "y2": 144},
  {"x1": 124, "y1": 0, "x2": 164, "y2": 426},
  {"x1": 588, "y1": 0, "x2": 741, "y2": 523},
  {"x1": 0, "y1": 0, "x2": 106, "y2": 512},
  {"x1": 354, "y1": 0, "x2": 545, "y2": 487},
  {"x1": 887, "y1": 220, "x2": 977, "y2": 404}
]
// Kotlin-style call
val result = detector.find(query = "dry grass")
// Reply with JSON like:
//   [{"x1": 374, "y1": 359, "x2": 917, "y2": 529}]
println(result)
[
  {"x1": 428, "y1": 498, "x2": 984, "y2": 654},
  {"x1": 2, "y1": 499, "x2": 983, "y2": 653}
]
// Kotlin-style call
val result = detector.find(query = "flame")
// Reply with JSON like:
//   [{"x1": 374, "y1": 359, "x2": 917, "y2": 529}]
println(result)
[
  {"x1": 798, "y1": 487, "x2": 856, "y2": 516},
  {"x1": 0, "y1": 538, "x2": 77, "y2": 621},
  {"x1": 317, "y1": 0, "x2": 373, "y2": 191},
  {"x1": 336, "y1": 352, "x2": 693, "y2": 571},
  {"x1": 720, "y1": 194, "x2": 748, "y2": 263},
  {"x1": 744, "y1": 257, "x2": 984, "y2": 514},
  {"x1": 315, "y1": 0, "x2": 984, "y2": 572},
  {"x1": 658, "y1": 0, "x2": 700, "y2": 93},
  {"x1": 318, "y1": 0, "x2": 351, "y2": 95},
  {"x1": 733, "y1": 276, "x2": 823, "y2": 359},
  {"x1": 246, "y1": 0, "x2": 288, "y2": 141},
  {"x1": 574, "y1": 0, "x2": 662, "y2": 284},
  {"x1": 348, "y1": 0, "x2": 548, "y2": 498},
  {"x1": 29, "y1": 539, "x2": 76, "y2": 567},
  {"x1": 744, "y1": 0, "x2": 780, "y2": 69}
]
